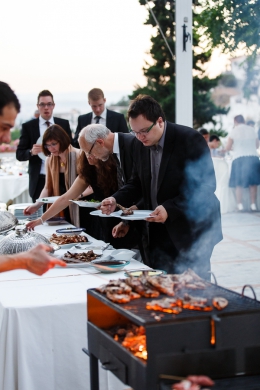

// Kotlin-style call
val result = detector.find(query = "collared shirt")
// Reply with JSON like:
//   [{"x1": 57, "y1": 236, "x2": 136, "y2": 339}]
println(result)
[
  {"x1": 39, "y1": 116, "x2": 54, "y2": 174},
  {"x1": 150, "y1": 122, "x2": 167, "y2": 209},
  {"x1": 91, "y1": 108, "x2": 107, "y2": 126}
]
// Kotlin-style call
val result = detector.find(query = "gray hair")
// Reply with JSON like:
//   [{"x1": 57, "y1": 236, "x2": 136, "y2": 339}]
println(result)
[{"x1": 79, "y1": 124, "x2": 110, "y2": 143}]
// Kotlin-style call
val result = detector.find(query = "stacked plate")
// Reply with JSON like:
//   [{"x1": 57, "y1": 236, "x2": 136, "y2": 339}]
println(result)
[{"x1": 8, "y1": 203, "x2": 43, "y2": 221}]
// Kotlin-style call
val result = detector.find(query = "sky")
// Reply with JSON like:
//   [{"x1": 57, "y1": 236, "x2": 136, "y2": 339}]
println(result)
[{"x1": 1, "y1": 0, "x2": 228, "y2": 122}]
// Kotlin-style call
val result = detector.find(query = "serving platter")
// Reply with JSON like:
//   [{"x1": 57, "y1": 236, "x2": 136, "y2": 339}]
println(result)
[
  {"x1": 110, "y1": 210, "x2": 155, "y2": 221},
  {"x1": 56, "y1": 227, "x2": 86, "y2": 235},
  {"x1": 70, "y1": 200, "x2": 101, "y2": 208},
  {"x1": 36, "y1": 196, "x2": 60, "y2": 204}
]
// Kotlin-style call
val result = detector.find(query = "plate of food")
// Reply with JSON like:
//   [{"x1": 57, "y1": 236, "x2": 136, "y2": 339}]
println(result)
[
  {"x1": 36, "y1": 196, "x2": 60, "y2": 204},
  {"x1": 90, "y1": 259, "x2": 130, "y2": 273},
  {"x1": 60, "y1": 249, "x2": 102, "y2": 267},
  {"x1": 49, "y1": 233, "x2": 89, "y2": 248},
  {"x1": 89, "y1": 210, "x2": 113, "y2": 218},
  {"x1": 110, "y1": 210, "x2": 155, "y2": 221},
  {"x1": 56, "y1": 227, "x2": 86, "y2": 236},
  {"x1": 70, "y1": 199, "x2": 101, "y2": 208},
  {"x1": 36, "y1": 136, "x2": 46, "y2": 161}
]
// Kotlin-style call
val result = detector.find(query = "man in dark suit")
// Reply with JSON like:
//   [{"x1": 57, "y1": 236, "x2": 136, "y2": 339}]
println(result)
[
  {"x1": 101, "y1": 95, "x2": 223, "y2": 279},
  {"x1": 72, "y1": 88, "x2": 129, "y2": 148},
  {"x1": 16, "y1": 90, "x2": 72, "y2": 202}
]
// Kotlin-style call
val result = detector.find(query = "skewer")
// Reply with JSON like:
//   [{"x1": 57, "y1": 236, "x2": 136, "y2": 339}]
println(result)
[{"x1": 116, "y1": 203, "x2": 126, "y2": 211}]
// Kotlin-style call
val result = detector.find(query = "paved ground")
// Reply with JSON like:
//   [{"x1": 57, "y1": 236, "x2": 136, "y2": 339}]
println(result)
[{"x1": 211, "y1": 211, "x2": 260, "y2": 300}]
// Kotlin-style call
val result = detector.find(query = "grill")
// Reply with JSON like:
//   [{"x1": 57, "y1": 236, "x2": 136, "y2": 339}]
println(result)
[{"x1": 86, "y1": 282, "x2": 260, "y2": 390}]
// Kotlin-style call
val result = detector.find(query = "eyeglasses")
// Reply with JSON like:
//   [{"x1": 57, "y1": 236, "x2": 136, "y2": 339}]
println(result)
[
  {"x1": 86, "y1": 141, "x2": 96, "y2": 156},
  {"x1": 130, "y1": 122, "x2": 156, "y2": 137},
  {"x1": 44, "y1": 142, "x2": 58, "y2": 149},
  {"x1": 38, "y1": 103, "x2": 54, "y2": 108}
]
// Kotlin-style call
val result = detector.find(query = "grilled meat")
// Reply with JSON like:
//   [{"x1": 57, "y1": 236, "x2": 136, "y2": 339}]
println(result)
[
  {"x1": 146, "y1": 298, "x2": 182, "y2": 314},
  {"x1": 147, "y1": 275, "x2": 175, "y2": 296},
  {"x1": 212, "y1": 296, "x2": 228, "y2": 310},
  {"x1": 125, "y1": 276, "x2": 160, "y2": 298},
  {"x1": 182, "y1": 293, "x2": 212, "y2": 311},
  {"x1": 106, "y1": 292, "x2": 131, "y2": 303}
]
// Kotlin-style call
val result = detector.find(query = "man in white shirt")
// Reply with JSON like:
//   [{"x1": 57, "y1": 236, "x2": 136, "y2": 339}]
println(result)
[
  {"x1": 16, "y1": 90, "x2": 72, "y2": 202},
  {"x1": 73, "y1": 88, "x2": 129, "y2": 148}
]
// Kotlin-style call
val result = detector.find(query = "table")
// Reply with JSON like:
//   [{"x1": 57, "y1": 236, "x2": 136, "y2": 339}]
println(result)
[
  {"x1": 0, "y1": 223, "x2": 148, "y2": 390},
  {"x1": 0, "y1": 173, "x2": 31, "y2": 204},
  {"x1": 212, "y1": 157, "x2": 260, "y2": 213}
]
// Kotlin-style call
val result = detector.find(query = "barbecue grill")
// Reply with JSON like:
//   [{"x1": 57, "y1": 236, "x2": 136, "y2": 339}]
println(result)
[{"x1": 85, "y1": 282, "x2": 260, "y2": 390}]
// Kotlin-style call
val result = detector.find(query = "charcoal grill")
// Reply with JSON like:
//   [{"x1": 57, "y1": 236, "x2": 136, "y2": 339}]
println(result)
[{"x1": 85, "y1": 282, "x2": 260, "y2": 390}]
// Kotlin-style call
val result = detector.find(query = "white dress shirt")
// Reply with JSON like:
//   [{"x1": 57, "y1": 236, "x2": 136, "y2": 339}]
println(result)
[
  {"x1": 39, "y1": 116, "x2": 54, "y2": 174},
  {"x1": 91, "y1": 108, "x2": 107, "y2": 127}
]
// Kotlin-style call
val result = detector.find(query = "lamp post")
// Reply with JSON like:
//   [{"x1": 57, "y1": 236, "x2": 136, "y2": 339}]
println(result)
[{"x1": 175, "y1": 0, "x2": 193, "y2": 127}]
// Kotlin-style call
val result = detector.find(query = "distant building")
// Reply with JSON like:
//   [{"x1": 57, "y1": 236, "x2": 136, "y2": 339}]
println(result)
[{"x1": 54, "y1": 109, "x2": 81, "y2": 133}]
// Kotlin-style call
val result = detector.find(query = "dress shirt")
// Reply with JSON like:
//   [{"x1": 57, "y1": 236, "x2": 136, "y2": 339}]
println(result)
[
  {"x1": 39, "y1": 116, "x2": 54, "y2": 174},
  {"x1": 150, "y1": 123, "x2": 167, "y2": 210},
  {"x1": 91, "y1": 108, "x2": 107, "y2": 127}
]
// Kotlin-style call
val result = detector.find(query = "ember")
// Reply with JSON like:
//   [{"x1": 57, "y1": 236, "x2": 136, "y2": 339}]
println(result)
[{"x1": 108, "y1": 324, "x2": 148, "y2": 361}]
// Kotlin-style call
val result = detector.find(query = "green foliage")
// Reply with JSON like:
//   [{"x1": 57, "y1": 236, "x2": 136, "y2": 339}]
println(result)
[
  {"x1": 209, "y1": 128, "x2": 228, "y2": 138},
  {"x1": 11, "y1": 128, "x2": 21, "y2": 141},
  {"x1": 219, "y1": 73, "x2": 237, "y2": 88},
  {"x1": 196, "y1": 0, "x2": 260, "y2": 98},
  {"x1": 131, "y1": 0, "x2": 228, "y2": 127}
]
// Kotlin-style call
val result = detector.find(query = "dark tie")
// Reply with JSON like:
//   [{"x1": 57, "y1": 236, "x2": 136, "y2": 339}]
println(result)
[
  {"x1": 45, "y1": 121, "x2": 51, "y2": 128},
  {"x1": 95, "y1": 116, "x2": 101, "y2": 124},
  {"x1": 113, "y1": 154, "x2": 125, "y2": 189}
]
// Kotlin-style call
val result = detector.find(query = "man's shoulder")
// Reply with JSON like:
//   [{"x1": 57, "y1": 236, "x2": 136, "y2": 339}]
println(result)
[
  {"x1": 167, "y1": 121, "x2": 197, "y2": 136},
  {"x1": 54, "y1": 117, "x2": 70, "y2": 124},
  {"x1": 107, "y1": 109, "x2": 124, "y2": 118},
  {"x1": 22, "y1": 118, "x2": 38, "y2": 127}
]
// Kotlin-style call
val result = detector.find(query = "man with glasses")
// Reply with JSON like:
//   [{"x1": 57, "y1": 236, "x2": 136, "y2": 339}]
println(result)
[
  {"x1": 101, "y1": 95, "x2": 222, "y2": 280},
  {"x1": 73, "y1": 88, "x2": 129, "y2": 148},
  {"x1": 16, "y1": 90, "x2": 72, "y2": 202}
]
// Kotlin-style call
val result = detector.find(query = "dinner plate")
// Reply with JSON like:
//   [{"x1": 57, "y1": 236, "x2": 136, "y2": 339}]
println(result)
[
  {"x1": 36, "y1": 196, "x2": 60, "y2": 203},
  {"x1": 110, "y1": 210, "x2": 155, "y2": 221},
  {"x1": 70, "y1": 200, "x2": 101, "y2": 208},
  {"x1": 90, "y1": 259, "x2": 130, "y2": 272},
  {"x1": 36, "y1": 136, "x2": 46, "y2": 161},
  {"x1": 89, "y1": 210, "x2": 113, "y2": 218},
  {"x1": 56, "y1": 227, "x2": 86, "y2": 235},
  {"x1": 124, "y1": 269, "x2": 166, "y2": 277}
]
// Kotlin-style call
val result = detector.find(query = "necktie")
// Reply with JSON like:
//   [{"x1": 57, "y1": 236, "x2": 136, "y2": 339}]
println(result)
[
  {"x1": 95, "y1": 116, "x2": 101, "y2": 124},
  {"x1": 45, "y1": 121, "x2": 51, "y2": 128},
  {"x1": 113, "y1": 154, "x2": 125, "y2": 189}
]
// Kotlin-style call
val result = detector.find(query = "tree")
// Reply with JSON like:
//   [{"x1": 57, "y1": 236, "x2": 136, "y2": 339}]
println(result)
[
  {"x1": 130, "y1": 0, "x2": 228, "y2": 128},
  {"x1": 195, "y1": 0, "x2": 260, "y2": 98}
]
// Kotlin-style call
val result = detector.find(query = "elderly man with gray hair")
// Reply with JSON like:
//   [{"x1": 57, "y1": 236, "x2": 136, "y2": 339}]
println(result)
[{"x1": 79, "y1": 124, "x2": 146, "y2": 255}]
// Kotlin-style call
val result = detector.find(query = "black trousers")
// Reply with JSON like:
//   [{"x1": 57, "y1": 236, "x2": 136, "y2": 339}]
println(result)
[
  {"x1": 32, "y1": 174, "x2": 46, "y2": 203},
  {"x1": 147, "y1": 223, "x2": 212, "y2": 281}
]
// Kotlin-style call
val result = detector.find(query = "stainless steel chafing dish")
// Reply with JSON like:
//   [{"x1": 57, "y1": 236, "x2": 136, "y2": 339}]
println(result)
[
  {"x1": 0, "y1": 210, "x2": 18, "y2": 235},
  {"x1": 0, "y1": 225, "x2": 50, "y2": 254}
]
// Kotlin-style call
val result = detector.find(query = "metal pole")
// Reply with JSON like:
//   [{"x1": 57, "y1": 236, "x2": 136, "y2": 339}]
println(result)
[{"x1": 175, "y1": 0, "x2": 193, "y2": 127}]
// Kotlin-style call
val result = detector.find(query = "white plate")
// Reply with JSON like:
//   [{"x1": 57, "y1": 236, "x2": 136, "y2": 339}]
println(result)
[
  {"x1": 70, "y1": 200, "x2": 101, "y2": 208},
  {"x1": 89, "y1": 210, "x2": 113, "y2": 218},
  {"x1": 36, "y1": 196, "x2": 60, "y2": 204},
  {"x1": 110, "y1": 210, "x2": 155, "y2": 221},
  {"x1": 36, "y1": 136, "x2": 46, "y2": 161}
]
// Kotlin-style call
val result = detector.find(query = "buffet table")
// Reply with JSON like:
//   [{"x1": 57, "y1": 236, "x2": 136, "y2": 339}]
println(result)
[
  {"x1": 0, "y1": 173, "x2": 30, "y2": 204},
  {"x1": 0, "y1": 223, "x2": 147, "y2": 390}
]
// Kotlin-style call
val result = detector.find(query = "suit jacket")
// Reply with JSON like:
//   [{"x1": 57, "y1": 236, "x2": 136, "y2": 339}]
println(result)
[
  {"x1": 113, "y1": 121, "x2": 223, "y2": 253},
  {"x1": 72, "y1": 109, "x2": 129, "y2": 148},
  {"x1": 16, "y1": 117, "x2": 72, "y2": 200}
]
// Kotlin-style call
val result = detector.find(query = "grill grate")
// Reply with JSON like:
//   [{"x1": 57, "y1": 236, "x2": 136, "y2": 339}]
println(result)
[{"x1": 90, "y1": 283, "x2": 260, "y2": 325}]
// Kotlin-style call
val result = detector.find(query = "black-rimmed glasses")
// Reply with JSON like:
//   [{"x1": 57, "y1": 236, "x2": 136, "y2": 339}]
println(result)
[
  {"x1": 38, "y1": 103, "x2": 54, "y2": 108},
  {"x1": 130, "y1": 122, "x2": 156, "y2": 137},
  {"x1": 86, "y1": 141, "x2": 96, "y2": 156},
  {"x1": 44, "y1": 142, "x2": 58, "y2": 149}
]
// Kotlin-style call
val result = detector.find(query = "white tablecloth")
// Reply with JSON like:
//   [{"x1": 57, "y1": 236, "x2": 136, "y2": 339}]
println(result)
[
  {"x1": 0, "y1": 223, "x2": 147, "y2": 390},
  {"x1": 212, "y1": 157, "x2": 260, "y2": 213},
  {"x1": 0, "y1": 174, "x2": 31, "y2": 204}
]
